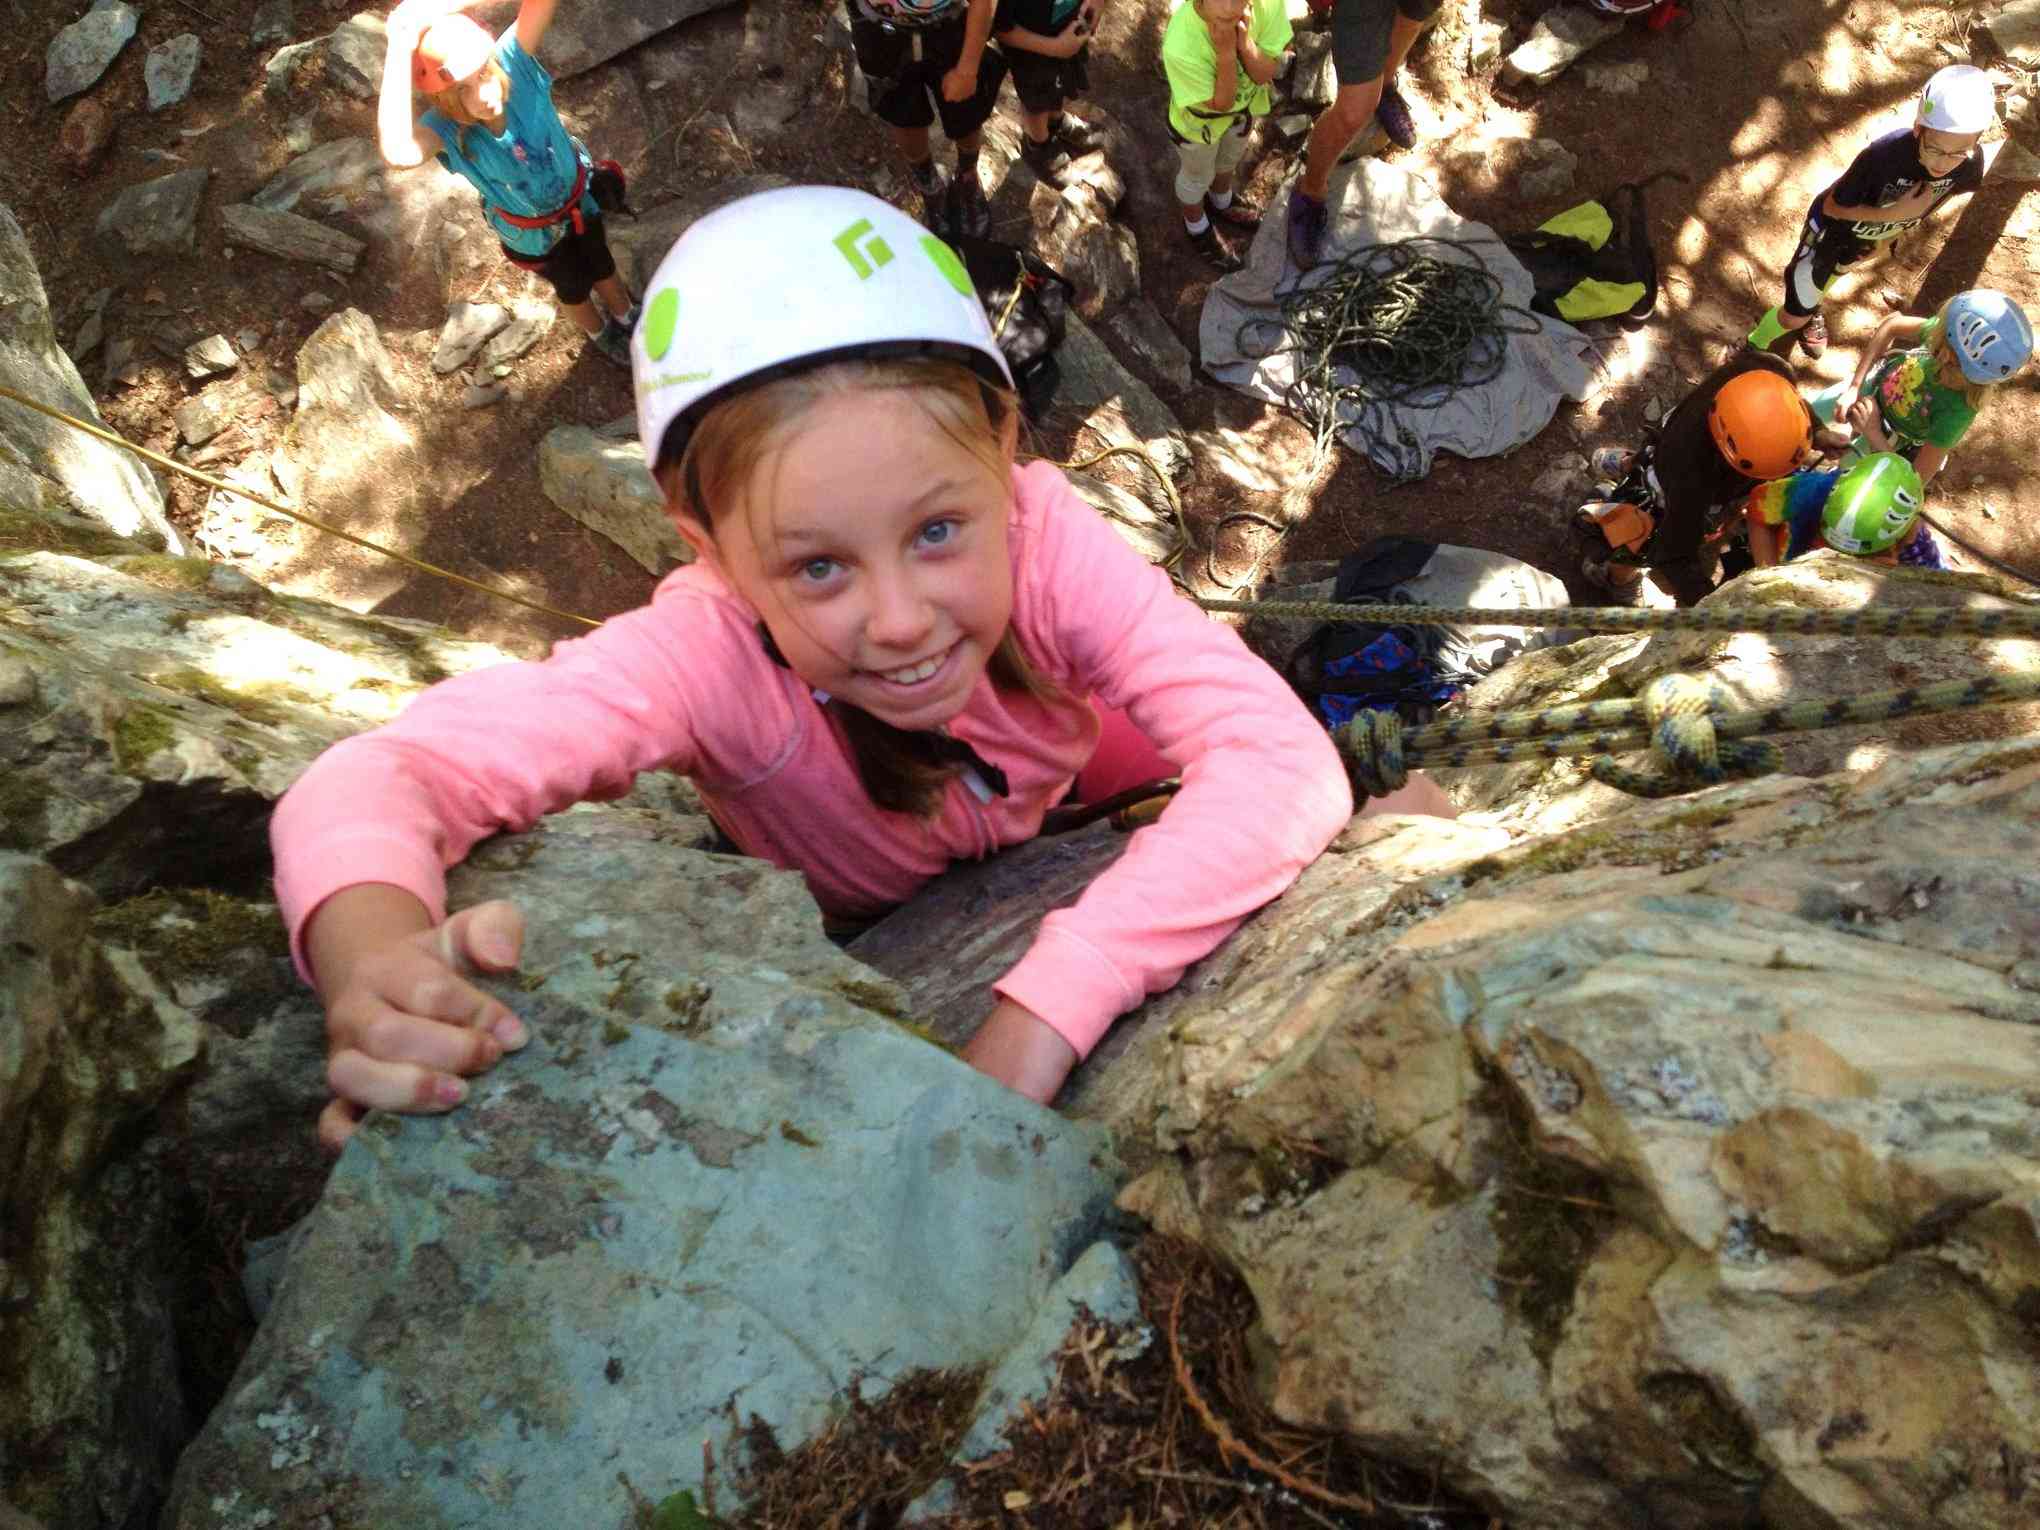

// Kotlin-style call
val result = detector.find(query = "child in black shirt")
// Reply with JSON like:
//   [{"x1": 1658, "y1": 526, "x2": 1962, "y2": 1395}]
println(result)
[
  {"x1": 993, "y1": 0, "x2": 1105, "y2": 184},
  {"x1": 1749, "y1": 65, "x2": 1999, "y2": 358}
]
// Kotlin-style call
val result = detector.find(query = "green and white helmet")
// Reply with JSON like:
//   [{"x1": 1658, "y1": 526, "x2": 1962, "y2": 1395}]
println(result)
[
  {"x1": 1822, "y1": 453, "x2": 1923, "y2": 556},
  {"x1": 630, "y1": 185, "x2": 1012, "y2": 464}
]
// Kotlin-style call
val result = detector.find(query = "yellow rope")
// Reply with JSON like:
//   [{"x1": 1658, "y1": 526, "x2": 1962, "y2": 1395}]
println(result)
[{"x1": 0, "y1": 382, "x2": 601, "y2": 629}]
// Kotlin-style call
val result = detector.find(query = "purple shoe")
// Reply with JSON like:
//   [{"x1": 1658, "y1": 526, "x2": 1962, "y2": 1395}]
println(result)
[
  {"x1": 1286, "y1": 189, "x2": 1328, "y2": 272},
  {"x1": 1375, "y1": 83, "x2": 1417, "y2": 150}
]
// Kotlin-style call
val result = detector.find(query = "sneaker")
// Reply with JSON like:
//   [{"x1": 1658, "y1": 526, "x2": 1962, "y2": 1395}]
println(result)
[
  {"x1": 1020, "y1": 133, "x2": 1073, "y2": 186},
  {"x1": 948, "y1": 174, "x2": 990, "y2": 239},
  {"x1": 1187, "y1": 222, "x2": 1243, "y2": 274},
  {"x1": 1206, "y1": 193, "x2": 1261, "y2": 232},
  {"x1": 1797, "y1": 311, "x2": 1828, "y2": 358},
  {"x1": 1580, "y1": 555, "x2": 1646, "y2": 605},
  {"x1": 1285, "y1": 188, "x2": 1329, "y2": 272},
  {"x1": 589, "y1": 319, "x2": 632, "y2": 369},
  {"x1": 618, "y1": 299, "x2": 643, "y2": 337},
  {"x1": 1049, "y1": 112, "x2": 1103, "y2": 155},
  {"x1": 1590, "y1": 447, "x2": 1638, "y2": 482},
  {"x1": 1374, "y1": 83, "x2": 1418, "y2": 150}
]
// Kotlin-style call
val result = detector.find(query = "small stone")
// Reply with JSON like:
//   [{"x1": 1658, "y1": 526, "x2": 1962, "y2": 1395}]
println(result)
[
  {"x1": 1275, "y1": 114, "x2": 1313, "y2": 144},
  {"x1": 490, "y1": 362, "x2": 513, "y2": 379},
  {"x1": 462, "y1": 379, "x2": 509, "y2": 409},
  {"x1": 324, "y1": 12, "x2": 387, "y2": 99},
  {"x1": 145, "y1": 33, "x2": 203, "y2": 113},
  {"x1": 478, "y1": 299, "x2": 556, "y2": 367},
  {"x1": 0, "y1": 657, "x2": 38, "y2": 707},
  {"x1": 301, "y1": 291, "x2": 334, "y2": 314},
  {"x1": 104, "y1": 335, "x2": 144, "y2": 389},
  {"x1": 1582, "y1": 60, "x2": 1649, "y2": 96},
  {"x1": 1466, "y1": 20, "x2": 1509, "y2": 73},
  {"x1": 46, "y1": 3, "x2": 138, "y2": 104},
  {"x1": 95, "y1": 166, "x2": 211, "y2": 255},
  {"x1": 58, "y1": 98, "x2": 117, "y2": 178},
  {"x1": 1642, "y1": 396, "x2": 1664, "y2": 425},
  {"x1": 263, "y1": 37, "x2": 324, "y2": 102},
  {"x1": 72, "y1": 287, "x2": 114, "y2": 360},
  {"x1": 432, "y1": 300, "x2": 511, "y2": 374},
  {"x1": 285, "y1": 114, "x2": 317, "y2": 155},
  {"x1": 237, "y1": 327, "x2": 267, "y2": 353},
  {"x1": 251, "y1": 0, "x2": 296, "y2": 48},
  {"x1": 173, "y1": 392, "x2": 233, "y2": 447},
  {"x1": 1500, "y1": 7, "x2": 1624, "y2": 92},
  {"x1": 185, "y1": 334, "x2": 239, "y2": 378}
]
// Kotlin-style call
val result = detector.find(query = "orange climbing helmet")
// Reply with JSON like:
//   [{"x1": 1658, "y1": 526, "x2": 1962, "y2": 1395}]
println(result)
[
  {"x1": 1707, "y1": 369, "x2": 1813, "y2": 480},
  {"x1": 412, "y1": 14, "x2": 495, "y2": 96}
]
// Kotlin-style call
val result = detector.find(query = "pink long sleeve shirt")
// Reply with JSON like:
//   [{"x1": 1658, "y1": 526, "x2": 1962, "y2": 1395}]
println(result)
[{"x1": 270, "y1": 461, "x2": 1353, "y2": 1057}]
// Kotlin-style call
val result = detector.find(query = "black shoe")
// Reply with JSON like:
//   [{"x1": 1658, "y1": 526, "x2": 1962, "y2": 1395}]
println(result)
[
  {"x1": 947, "y1": 174, "x2": 989, "y2": 239},
  {"x1": 1020, "y1": 133, "x2": 1073, "y2": 186},
  {"x1": 1206, "y1": 193, "x2": 1261, "y2": 232},
  {"x1": 1187, "y1": 222, "x2": 1242, "y2": 273},
  {"x1": 1049, "y1": 111, "x2": 1104, "y2": 155}
]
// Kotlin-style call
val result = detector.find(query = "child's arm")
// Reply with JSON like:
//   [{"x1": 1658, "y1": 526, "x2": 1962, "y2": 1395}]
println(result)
[
  {"x1": 1833, "y1": 312, "x2": 1927, "y2": 417},
  {"x1": 1821, "y1": 182, "x2": 1938, "y2": 224},
  {"x1": 1199, "y1": 14, "x2": 1241, "y2": 116},
  {"x1": 377, "y1": 5, "x2": 446, "y2": 167},
  {"x1": 1743, "y1": 498, "x2": 1784, "y2": 567},
  {"x1": 514, "y1": 0, "x2": 561, "y2": 53},
  {"x1": 942, "y1": 0, "x2": 999, "y2": 103},
  {"x1": 996, "y1": 22, "x2": 1083, "y2": 59},
  {"x1": 1235, "y1": 15, "x2": 1283, "y2": 85},
  {"x1": 1911, "y1": 443, "x2": 1949, "y2": 486}
]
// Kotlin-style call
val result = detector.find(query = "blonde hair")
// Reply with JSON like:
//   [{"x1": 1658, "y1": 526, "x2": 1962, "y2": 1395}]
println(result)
[
  {"x1": 663, "y1": 357, "x2": 1079, "y2": 819},
  {"x1": 1929, "y1": 296, "x2": 1992, "y2": 409},
  {"x1": 423, "y1": 59, "x2": 511, "y2": 153}
]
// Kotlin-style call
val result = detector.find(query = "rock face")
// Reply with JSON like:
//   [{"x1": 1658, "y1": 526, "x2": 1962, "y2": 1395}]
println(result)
[
  {"x1": 1501, "y1": 5, "x2": 1625, "y2": 90},
  {"x1": 321, "y1": 10, "x2": 386, "y2": 98},
  {"x1": 537, "y1": 423, "x2": 692, "y2": 574},
  {"x1": 1057, "y1": 314, "x2": 1192, "y2": 480},
  {"x1": 45, "y1": 2, "x2": 138, "y2": 103},
  {"x1": 533, "y1": 0, "x2": 743, "y2": 78},
  {"x1": 1983, "y1": 0, "x2": 2040, "y2": 69},
  {"x1": 249, "y1": 137, "x2": 382, "y2": 213},
  {"x1": 0, "y1": 203, "x2": 176, "y2": 549},
  {"x1": 0, "y1": 855, "x2": 203, "y2": 1530},
  {"x1": 220, "y1": 203, "x2": 365, "y2": 273},
  {"x1": 165, "y1": 817, "x2": 1121, "y2": 1527},
  {"x1": 95, "y1": 167, "x2": 210, "y2": 255}
]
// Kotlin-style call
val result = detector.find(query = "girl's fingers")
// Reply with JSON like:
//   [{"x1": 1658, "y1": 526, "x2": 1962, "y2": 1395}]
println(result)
[
  {"x1": 327, "y1": 1045, "x2": 472, "y2": 1123},
  {"x1": 317, "y1": 1095, "x2": 367, "y2": 1155},
  {"x1": 356, "y1": 1002, "x2": 506, "y2": 1076}
]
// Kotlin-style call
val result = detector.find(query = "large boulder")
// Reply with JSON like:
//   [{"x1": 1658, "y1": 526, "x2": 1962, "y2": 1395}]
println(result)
[
  {"x1": 0, "y1": 855, "x2": 203, "y2": 1530},
  {"x1": 165, "y1": 816, "x2": 1122, "y2": 1526},
  {"x1": 537, "y1": 423, "x2": 692, "y2": 574},
  {"x1": 95, "y1": 167, "x2": 211, "y2": 255},
  {"x1": 0, "y1": 204, "x2": 176, "y2": 549},
  {"x1": 44, "y1": 2, "x2": 138, "y2": 102}
]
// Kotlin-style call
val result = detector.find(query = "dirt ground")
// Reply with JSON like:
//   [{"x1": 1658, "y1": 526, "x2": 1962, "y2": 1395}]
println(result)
[{"x1": 4, "y1": 0, "x2": 2036, "y2": 660}]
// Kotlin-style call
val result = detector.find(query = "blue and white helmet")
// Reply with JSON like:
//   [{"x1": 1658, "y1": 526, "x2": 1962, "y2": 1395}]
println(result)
[{"x1": 1943, "y1": 290, "x2": 2033, "y2": 384}]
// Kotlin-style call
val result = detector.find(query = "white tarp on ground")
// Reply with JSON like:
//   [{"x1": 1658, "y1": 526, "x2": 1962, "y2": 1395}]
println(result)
[{"x1": 1200, "y1": 159, "x2": 1595, "y2": 480}]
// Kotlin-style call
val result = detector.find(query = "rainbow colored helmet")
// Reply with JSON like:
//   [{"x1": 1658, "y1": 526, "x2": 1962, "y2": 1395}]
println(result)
[{"x1": 1821, "y1": 453, "x2": 1923, "y2": 556}]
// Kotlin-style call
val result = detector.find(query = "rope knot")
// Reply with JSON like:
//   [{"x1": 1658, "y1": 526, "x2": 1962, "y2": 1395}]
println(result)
[
  {"x1": 1335, "y1": 709, "x2": 1410, "y2": 800},
  {"x1": 1642, "y1": 673, "x2": 1723, "y2": 782}
]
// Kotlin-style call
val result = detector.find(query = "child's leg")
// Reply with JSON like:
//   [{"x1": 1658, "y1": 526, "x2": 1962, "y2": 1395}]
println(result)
[
  {"x1": 1072, "y1": 701, "x2": 1175, "y2": 803},
  {"x1": 1208, "y1": 116, "x2": 1250, "y2": 207},
  {"x1": 1751, "y1": 218, "x2": 1847, "y2": 350},
  {"x1": 1175, "y1": 136, "x2": 1223, "y2": 230}
]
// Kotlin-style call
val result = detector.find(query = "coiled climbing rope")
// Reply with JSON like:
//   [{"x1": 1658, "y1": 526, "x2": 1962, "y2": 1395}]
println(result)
[{"x1": 1237, "y1": 237, "x2": 1545, "y2": 478}]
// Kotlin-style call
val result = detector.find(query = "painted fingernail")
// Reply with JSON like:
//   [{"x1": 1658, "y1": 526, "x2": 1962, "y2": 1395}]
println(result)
[
  {"x1": 493, "y1": 1016, "x2": 529, "y2": 1050},
  {"x1": 437, "y1": 1076, "x2": 469, "y2": 1106}
]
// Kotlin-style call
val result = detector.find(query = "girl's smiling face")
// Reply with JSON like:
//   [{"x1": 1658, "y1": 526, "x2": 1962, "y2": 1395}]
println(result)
[{"x1": 683, "y1": 387, "x2": 1017, "y2": 733}]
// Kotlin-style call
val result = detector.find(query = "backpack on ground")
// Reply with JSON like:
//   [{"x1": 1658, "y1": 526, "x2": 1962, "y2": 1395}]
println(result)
[
  {"x1": 1502, "y1": 175, "x2": 1683, "y2": 326},
  {"x1": 950, "y1": 234, "x2": 1074, "y2": 422}
]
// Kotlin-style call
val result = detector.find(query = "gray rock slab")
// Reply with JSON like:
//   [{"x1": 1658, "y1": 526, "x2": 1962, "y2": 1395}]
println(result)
[
  {"x1": 607, "y1": 173, "x2": 790, "y2": 292},
  {"x1": 262, "y1": 36, "x2": 325, "y2": 100},
  {"x1": 220, "y1": 203, "x2": 364, "y2": 273},
  {"x1": 45, "y1": 2, "x2": 137, "y2": 103},
  {"x1": 538, "y1": 423, "x2": 691, "y2": 574},
  {"x1": 1055, "y1": 314, "x2": 1192, "y2": 480},
  {"x1": 144, "y1": 33, "x2": 202, "y2": 113},
  {"x1": 432, "y1": 300, "x2": 511, "y2": 373},
  {"x1": 1985, "y1": 0, "x2": 2040, "y2": 68},
  {"x1": 183, "y1": 334, "x2": 237, "y2": 378},
  {"x1": 95, "y1": 167, "x2": 210, "y2": 255},
  {"x1": 476, "y1": 297, "x2": 554, "y2": 365},
  {"x1": 1518, "y1": 140, "x2": 1579, "y2": 200},
  {"x1": 165, "y1": 967, "x2": 1120, "y2": 1525},
  {"x1": 1, "y1": 205, "x2": 175, "y2": 549},
  {"x1": 1500, "y1": 5, "x2": 1624, "y2": 90},
  {"x1": 323, "y1": 10, "x2": 385, "y2": 98},
  {"x1": 172, "y1": 391, "x2": 232, "y2": 446},
  {"x1": 1105, "y1": 299, "x2": 1195, "y2": 393},
  {"x1": 70, "y1": 285, "x2": 112, "y2": 360},
  {"x1": 250, "y1": 0, "x2": 296, "y2": 47},
  {"x1": 250, "y1": 136, "x2": 381, "y2": 213},
  {"x1": 1064, "y1": 470, "x2": 1183, "y2": 567},
  {"x1": 534, "y1": 0, "x2": 742, "y2": 79}
]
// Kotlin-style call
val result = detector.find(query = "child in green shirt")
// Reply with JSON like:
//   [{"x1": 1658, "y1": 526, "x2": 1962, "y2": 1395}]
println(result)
[{"x1": 1161, "y1": 0, "x2": 1291, "y2": 271}]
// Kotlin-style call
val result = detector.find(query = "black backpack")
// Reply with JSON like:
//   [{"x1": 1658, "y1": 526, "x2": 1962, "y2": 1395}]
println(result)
[
  {"x1": 1502, "y1": 175, "x2": 1683, "y2": 326},
  {"x1": 951, "y1": 234, "x2": 1074, "y2": 422}
]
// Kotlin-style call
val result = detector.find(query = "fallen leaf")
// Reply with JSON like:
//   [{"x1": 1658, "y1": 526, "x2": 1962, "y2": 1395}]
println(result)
[{"x1": 1003, "y1": 1489, "x2": 1033, "y2": 1509}]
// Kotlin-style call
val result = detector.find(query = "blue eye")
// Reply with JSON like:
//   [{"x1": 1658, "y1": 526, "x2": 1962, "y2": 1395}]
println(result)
[
  {"x1": 797, "y1": 558, "x2": 837, "y2": 584},
  {"x1": 918, "y1": 518, "x2": 955, "y2": 548}
]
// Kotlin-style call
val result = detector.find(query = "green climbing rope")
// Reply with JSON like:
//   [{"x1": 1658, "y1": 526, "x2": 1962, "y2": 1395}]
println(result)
[
  {"x1": 1336, "y1": 670, "x2": 2040, "y2": 801},
  {"x1": 1238, "y1": 237, "x2": 1545, "y2": 479},
  {"x1": 1194, "y1": 595, "x2": 2040, "y2": 642}
]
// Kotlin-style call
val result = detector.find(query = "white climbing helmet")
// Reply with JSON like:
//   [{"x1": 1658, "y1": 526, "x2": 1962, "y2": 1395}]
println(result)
[
  {"x1": 630, "y1": 185, "x2": 1012, "y2": 465},
  {"x1": 1942, "y1": 289, "x2": 2033, "y2": 383},
  {"x1": 1917, "y1": 65, "x2": 1995, "y2": 135}
]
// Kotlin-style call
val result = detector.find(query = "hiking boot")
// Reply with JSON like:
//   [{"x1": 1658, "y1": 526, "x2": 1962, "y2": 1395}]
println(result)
[
  {"x1": 1797, "y1": 311, "x2": 1828, "y2": 358},
  {"x1": 1206, "y1": 193, "x2": 1262, "y2": 232},
  {"x1": 948, "y1": 174, "x2": 990, "y2": 239},
  {"x1": 1187, "y1": 222, "x2": 1243, "y2": 274},
  {"x1": 1049, "y1": 112, "x2": 1104, "y2": 155},
  {"x1": 1020, "y1": 133, "x2": 1074, "y2": 186},
  {"x1": 1580, "y1": 555, "x2": 1646, "y2": 605},
  {"x1": 589, "y1": 319, "x2": 632, "y2": 370},
  {"x1": 1285, "y1": 188, "x2": 1329, "y2": 272},
  {"x1": 1590, "y1": 447, "x2": 1638, "y2": 483},
  {"x1": 1375, "y1": 83, "x2": 1418, "y2": 150}
]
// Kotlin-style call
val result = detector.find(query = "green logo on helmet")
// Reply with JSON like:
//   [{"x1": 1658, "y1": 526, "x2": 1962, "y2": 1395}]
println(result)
[
  {"x1": 643, "y1": 288, "x2": 680, "y2": 361},
  {"x1": 833, "y1": 219, "x2": 894, "y2": 280},
  {"x1": 919, "y1": 236, "x2": 976, "y2": 299}
]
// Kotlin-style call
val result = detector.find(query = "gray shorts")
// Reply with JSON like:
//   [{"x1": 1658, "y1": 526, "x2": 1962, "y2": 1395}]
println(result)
[{"x1": 1330, "y1": 0, "x2": 1441, "y2": 82}]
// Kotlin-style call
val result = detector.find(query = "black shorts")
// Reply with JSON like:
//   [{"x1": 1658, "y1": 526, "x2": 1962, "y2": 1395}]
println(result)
[
  {"x1": 1779, "y1": 214, "x2": 1867, "y2": 318},
  {"x1": 1330, "y1": 0, "x2": 1442, "y2": 83},
  {"x1": 998, "y1": 36, "x2": 1089, "y2": 115},
  {"x1": 500, "y1": 213, "x2": 616, "y2": 307},
  {"x1": 850, "y1": 12, "x2": 1007, "y2": 138}
]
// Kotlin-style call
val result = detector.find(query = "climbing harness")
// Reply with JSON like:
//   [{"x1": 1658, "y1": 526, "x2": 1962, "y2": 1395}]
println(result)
[{"x1": 1236, "y1": 237, "x2": 1545, "y2": 478}]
